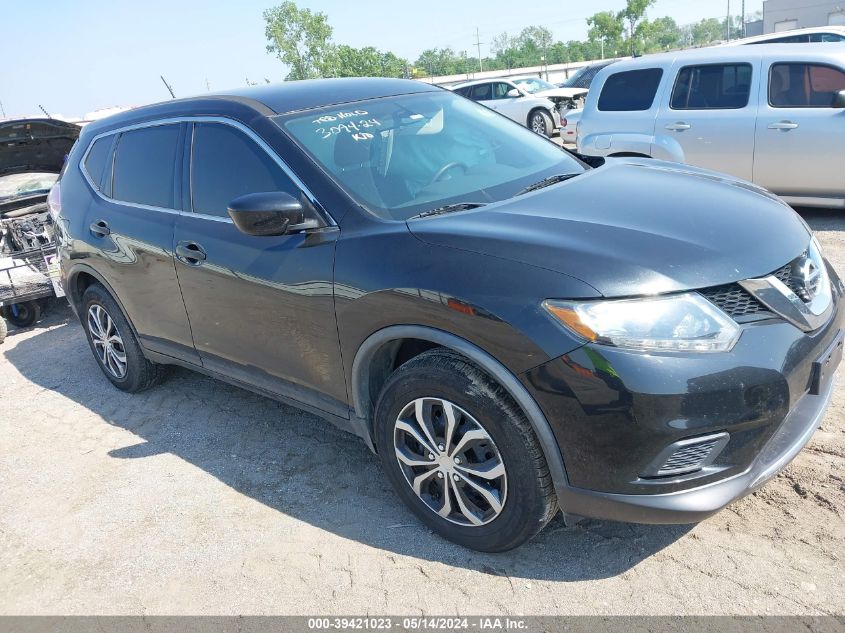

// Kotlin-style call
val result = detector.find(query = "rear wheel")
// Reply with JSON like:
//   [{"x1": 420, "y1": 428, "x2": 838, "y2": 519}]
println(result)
[
  {"x1": 1, "y1": 300, "x2": 42, "y2": 328},
  {"x1": 0, "y1": 316, "x2": 6, "y2": 344},
  {"x1": 374, "y1": 350, "x2": 557, "y2": 552},
  {"x1": 81, "y1": 283, "x2": 165, "y2": 392},
  {"x1": 529, "y1": 109, "x2": 553, "y2": 137}
]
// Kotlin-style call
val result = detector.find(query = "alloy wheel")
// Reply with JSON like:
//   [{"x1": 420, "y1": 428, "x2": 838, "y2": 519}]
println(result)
[
  {"x1": 87, "y1": 304, "x2": 127, "y2": 379},
  {"x1": 393, "y1": 397, "x2": 507, "y2": 526},
  {"x1": 531, "y1": 114, "x2": 546, "y2": 135}
]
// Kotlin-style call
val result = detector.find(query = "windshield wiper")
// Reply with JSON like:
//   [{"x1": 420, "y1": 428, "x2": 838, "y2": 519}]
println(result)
[
  {"x1": 409, "y1": 202, "x2": 488, "y2": 219},
  {"x1": 516, "y1": 173, "x2": 580, "y2": 196}
]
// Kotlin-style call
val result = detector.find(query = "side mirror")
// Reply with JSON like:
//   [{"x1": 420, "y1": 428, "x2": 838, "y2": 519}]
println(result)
[
  {"x1": 227, "y1": 192, "x2": 317, "y2": 237},
  {"x1": 506, "y1": 88, "x2": 522, "y2": 98},
  {"x1": 833, "y1": 90, "x2": 845, "y2": 108}
]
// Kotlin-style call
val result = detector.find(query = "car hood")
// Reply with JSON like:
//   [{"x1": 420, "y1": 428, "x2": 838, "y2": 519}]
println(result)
[
  {"x1": 535, "y1": 88, "x2": 588, "y2": 101},
  {"x1": 407, "y1": 159, "x2": 811, "y2": 298},
  {"x1": 0, "y1": 118, "x2": 80, "y2": 178}
]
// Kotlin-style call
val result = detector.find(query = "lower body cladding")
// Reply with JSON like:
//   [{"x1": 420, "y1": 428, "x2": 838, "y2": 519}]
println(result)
[{"x1": 521, "y1": 291, "x2": 844, "y2": 524}]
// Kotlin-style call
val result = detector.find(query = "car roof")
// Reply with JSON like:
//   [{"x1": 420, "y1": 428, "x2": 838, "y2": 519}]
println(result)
[
  {"x1": 80, "y1": 78, "x2": 442, "y2": 136},
  {"x1": 452, "y1": 78, "x2": 515, "y2": 88},
  {"x1": 733, "y1": 25, "x2": 845, "y2": 44},
  {"x1": 598, "y1": 42, "x2": 845, "y2": 71},
  {"x1": 212, "y1": 77, "x2": 441, "y2": 113}
]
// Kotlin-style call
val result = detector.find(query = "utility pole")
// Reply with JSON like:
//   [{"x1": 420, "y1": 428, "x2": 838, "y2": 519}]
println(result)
[
  {"x1": 205, "y1": 77, "x2": 210, "y2": 92},
  {"x1": 741, "y1": 0, "x2": 746, "y2": 37},
  {"x1": 0, "y1": 100, "x2": 5, "y2": 118},
  {"x1": 726, "y1": 0, "x2": 731, "y2": 41},
  {"x1": 160, "y1": 75, "x2": 175, "y2": 99},
  {"x1": 474, "y1": 27, "x2": 484, "y2": 74}
]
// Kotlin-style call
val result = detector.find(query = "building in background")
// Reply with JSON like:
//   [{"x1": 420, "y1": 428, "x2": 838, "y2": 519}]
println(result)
[{"x1": 763, "y1": 0, "x2": 845, "y2": 33}]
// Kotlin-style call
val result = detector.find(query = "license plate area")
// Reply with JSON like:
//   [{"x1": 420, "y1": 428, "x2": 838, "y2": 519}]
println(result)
[{"x1": 811, "y1": 330, "x2": 843, "y2": 396}]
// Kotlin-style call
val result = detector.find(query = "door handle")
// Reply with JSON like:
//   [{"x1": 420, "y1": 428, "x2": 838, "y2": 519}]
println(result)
[
  {"x1": 175, "y1": 241, "x2": 207, "y2": 265},
  {"x1": 89, "y1": 220, "x2": 111, "y2": 237},
  {"x1": 665, "y1": 122, "x2": 691, "y2": 131},
  {"x1": 768, "y1": 120, "x2": 799, "y2": 131}
]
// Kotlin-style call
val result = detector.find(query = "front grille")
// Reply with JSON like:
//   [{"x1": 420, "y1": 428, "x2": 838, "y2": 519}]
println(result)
[
  {"x1": 773, "y1": 254, "x2": 809, "y2": 300},
  {"x1": 699, "y1": 252, "x2": 810, "y2": 320},
  {"x1": 699, "y1": 284, "x2": 769, "y2": 319},
  {"x1": 642, "y1": 432, "x2": 730, "y2": 478}
]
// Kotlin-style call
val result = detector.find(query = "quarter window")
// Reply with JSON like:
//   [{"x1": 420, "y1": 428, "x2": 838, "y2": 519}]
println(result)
[
  {"x1": 190, "y1": 123, "x2": 298, "y2": 218},
  {"x1": 671, "y1": 64, "x2": 752, "y2": 110},
  {"x1": 112, "y1": 125, "x2": 180, "y2": 209},
  {"x1": 597, "y1": 68, "x2": 663, "y2": 111},
  {"x1": 769, "y1": 63, "x2": 845, "y2": 107},
  {"x1": 84, "y1": 135, "x2": 114, "y2": 191}
]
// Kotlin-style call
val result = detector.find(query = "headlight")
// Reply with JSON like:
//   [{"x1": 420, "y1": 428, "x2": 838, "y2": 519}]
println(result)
[{"x1": 543, "y1": 293, "x2": 740, "y2": 353}]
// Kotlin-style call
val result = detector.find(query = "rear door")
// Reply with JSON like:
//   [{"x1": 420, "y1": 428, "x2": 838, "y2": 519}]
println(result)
[
  {"x1": 655, "y1": 60, "x2": 759, "y2": 180},
  {"x1": 81, "y1": 122, "x2": 200, "y2": 363},
  {"x1": 753, "y1": 60, "x2": 845, "y2": 198},
  {"x1": 173, "y1": 120, "x2": 347, "y2": 417}
]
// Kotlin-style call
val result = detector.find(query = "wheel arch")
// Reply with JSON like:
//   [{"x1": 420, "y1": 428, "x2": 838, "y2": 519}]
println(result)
[
  {"x1": 351, "y1": 325, "x2": 570, "y2": 496},
  {"x1": 65, "y1": 264, "x2": 142, "y2": 342}
]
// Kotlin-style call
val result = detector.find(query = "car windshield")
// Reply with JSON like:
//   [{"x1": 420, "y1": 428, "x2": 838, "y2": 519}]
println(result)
[
  {"x1": 276, "y1": 91, "x2": 584, "y2": 221},
  {"x1": 513, "y1": 78, "x2": 555, "y2": 93},
  {"x1": 0, "y1": 173, "x2": 58, "y2": 201}
]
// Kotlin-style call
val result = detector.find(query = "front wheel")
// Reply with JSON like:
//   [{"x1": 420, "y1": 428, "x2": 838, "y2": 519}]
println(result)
[
  {"x1": 0, "y1": 316, "x2": 6, "y2": 344},
  {"x1": 529, "y1": 109, "x2": 553, "y2": 137},
  {"x1": 374, "y1": 350, "x2": 557, "y2": 552}
]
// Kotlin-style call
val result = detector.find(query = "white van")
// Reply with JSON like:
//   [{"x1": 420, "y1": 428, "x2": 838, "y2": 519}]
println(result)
[{"x1": 577, "y1": 44, "x2": 845, "y2": 208}]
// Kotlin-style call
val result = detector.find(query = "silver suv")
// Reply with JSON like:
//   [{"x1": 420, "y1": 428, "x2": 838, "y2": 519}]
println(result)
[{"x1": 577, "y1": 44, "x2": 845, "y2": 208}]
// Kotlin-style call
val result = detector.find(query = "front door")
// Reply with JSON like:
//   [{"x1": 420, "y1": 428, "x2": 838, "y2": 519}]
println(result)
[
  {"x1": 655, "y1": 60, "x2": 759, "y2": 181},
  {"x1": 753, "y1": 61, "x2": 845, "y2": 199},
  {"x1": 173, "y1": 120, "x2": 347, "y2": 417}
]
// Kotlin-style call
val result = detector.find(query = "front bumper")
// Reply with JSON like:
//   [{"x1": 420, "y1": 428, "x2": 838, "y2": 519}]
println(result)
[
  {"x1": 554, "y1": 371, "x2": 835, "y2": 524},
  {"x1": 521, "y1": 268, "x2": 844, "y2": 523}
]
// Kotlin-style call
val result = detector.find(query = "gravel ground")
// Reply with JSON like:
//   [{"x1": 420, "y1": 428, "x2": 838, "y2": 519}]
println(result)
[{"x1": 1, "y1": 209, "x2": 843, "y2": 616}]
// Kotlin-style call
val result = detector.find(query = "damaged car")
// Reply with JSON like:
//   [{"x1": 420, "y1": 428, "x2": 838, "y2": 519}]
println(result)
[{"x1": 0, "y1": 118, "x2": 79, "y2": 339}]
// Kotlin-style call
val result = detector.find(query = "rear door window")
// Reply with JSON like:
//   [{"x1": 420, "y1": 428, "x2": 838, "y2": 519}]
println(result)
[
  {"x1": 671, "y1": 63, "x2": 753, "y2": 109},
  {"x1": 190, "y1": 122, "x2": 299, "y2": 218},
  {"x1": 83, "y1": 135, "x2": 114, "y2": 191},
  {"x1": 112, "y1": 125, "x2": 180, "y2": 208},
  {"x1": 597, "y1": 68, "x2": 664, "y2": 111},
  {"x1": 468, "y1": 83, "x2": 493, "y2": 101},
  {"x1": 769, "y1": 63, "x2": 845, "y2": 107}
]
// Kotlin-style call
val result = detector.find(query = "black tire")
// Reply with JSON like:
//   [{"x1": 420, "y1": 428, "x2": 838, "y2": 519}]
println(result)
[
  {"x1": 1, "y1": 300, "x2": 42, "y2": 328},
  {"x1": 374, "y1": 349, "x2": 558, "y2": 552},
  {"x1": 81, "y1": 283, "x2": 165, "y2": 392},
  {"x1": 528, "y1": 109, "x2": 553, "y2": 137},
  {"x1": 0, "y1": 316, "x2": 6, "y2": 344}
]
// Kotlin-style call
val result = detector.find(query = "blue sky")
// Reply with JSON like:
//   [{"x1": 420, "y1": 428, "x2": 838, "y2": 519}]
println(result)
[{"x1": 2, "y1": 0, "x2": 762, "y2": 118}]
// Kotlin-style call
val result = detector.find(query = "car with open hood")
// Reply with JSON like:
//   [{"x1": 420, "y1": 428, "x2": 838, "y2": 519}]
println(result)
[
  {"x1": 56, "y1": 78, "x2": 842, "y2": 551},
  {"x1": 0, "y1": 118, "x2": 79, "y2": 335}
]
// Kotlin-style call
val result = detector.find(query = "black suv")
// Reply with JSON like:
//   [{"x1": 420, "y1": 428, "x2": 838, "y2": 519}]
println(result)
[{"x1": 56, "y1": 78, "x2": 843, "y2": 552}]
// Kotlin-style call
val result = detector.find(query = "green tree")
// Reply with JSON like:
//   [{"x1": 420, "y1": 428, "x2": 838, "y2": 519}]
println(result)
[
  {"x1": 687, "y1": 17, "x2": 725, "y2": 46},
  {"x1": 641, "y1": 16, "x2": 682, "y2": 52},
  {"x1": 264, "y1": 1, "x2": 333, "y2": 80},
  {"x1": 618, "y1": 0, "x2": 656, "y2": 55},
  {"x1": 587, "y1": 11, "x2": 624, "y2": 57}
]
